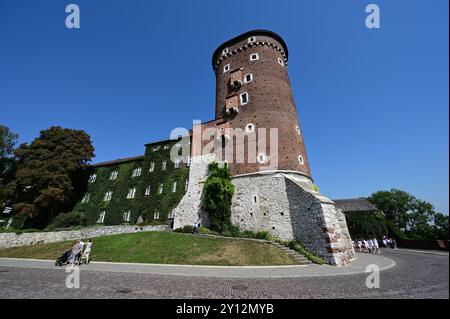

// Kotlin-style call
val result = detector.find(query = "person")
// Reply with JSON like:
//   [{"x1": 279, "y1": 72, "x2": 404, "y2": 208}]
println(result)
[
  {"x1": 68, "y1": 239, "x2": 83, "y2": 266},
  {"x1": 382, "y1": 236, "x2": 388, "y2": 248},
  {"x1": 196, "y1": 222, "x2": 201, "y2": 233},
  {"x1": 81, "y1": 239, "x2": 93, "y2": 264},
  {"x1": 372, "y1": 238, "x2": 380, "y2": 253},
  {"x1": 392, "y1": 238, "x2": 398, "y2": 249},
  {"x1": 77, "y1": 239, "x2": 85, "y2": 264}
]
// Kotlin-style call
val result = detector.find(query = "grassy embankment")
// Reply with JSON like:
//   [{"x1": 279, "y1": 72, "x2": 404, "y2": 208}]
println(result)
[{"x1": 0, "y1": 231, "x2": 300, "y2": 266}]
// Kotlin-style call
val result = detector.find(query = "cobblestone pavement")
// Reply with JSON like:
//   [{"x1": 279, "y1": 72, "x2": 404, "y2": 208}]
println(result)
[{"x1": 0, "y1": 249, "x2": 448, "y2": 299}]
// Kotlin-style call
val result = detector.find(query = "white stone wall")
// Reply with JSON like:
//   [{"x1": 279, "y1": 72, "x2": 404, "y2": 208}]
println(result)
[
  {"x1": 172, "y1": 154, "x2": 215, "y2": 230},
  {"x1": 0, "y1": 225, "x2": 167, "y2": 249}
]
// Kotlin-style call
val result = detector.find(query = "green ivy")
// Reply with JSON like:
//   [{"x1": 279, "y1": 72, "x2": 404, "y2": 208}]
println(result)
[
  {"x1": 71, "y1": 141, "x2": 189, "y2": 226},
  {"x1": 202, "y1": 162, "x2": 235, "y2": 233},
  {"x1": 344, "y1": 211, "x2": 388, "y2": 239}
]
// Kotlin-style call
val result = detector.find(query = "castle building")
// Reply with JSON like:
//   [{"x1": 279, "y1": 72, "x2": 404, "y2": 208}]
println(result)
[{"x1": 72, "y1": 30, "x2": 355, "y2": 266}]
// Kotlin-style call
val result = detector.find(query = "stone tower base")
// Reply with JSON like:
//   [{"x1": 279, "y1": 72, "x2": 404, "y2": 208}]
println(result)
[
  {"x1": 173, "y1": 156, "x2": 355, "y2": 266},
  {"x1": 231, "y1": 172, "x2": 355, "y2": 266}
]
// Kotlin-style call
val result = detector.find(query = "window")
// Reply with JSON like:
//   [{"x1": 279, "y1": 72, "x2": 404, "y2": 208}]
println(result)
[
  {"x1": 295, "y1": 126, "x2": 301, "y2": 136},
  {"x1": 158, "y1": 183, "x2": 164, "y2": 194},
  {"x1": 257, "y1": 153, "x2": 266, "y2": 164},
  {"x1": 244, "y1": 73, "x2": 253, "y2": 83},
  {"x1": 278, "y1": 57, "x2": 285, "y2": 66},
  {"x1": 222, "y1": 47, "x2": 229, "y2": 55},
  {"x1": 185, "y1": 179, "x2": 189, "y2": 191},
  {"x1": 97, "y1": 211, "x2": 106, "y2": 224},
  {"x1": 168, "y1": 210, "x2": 174, "y2": 219},
  {"x1": 3, "y1": 207, "x2": 12, "y2": 214},
  {"x1": 127, "y1": 187, "x2": 136, "y2": 199},
  {"x1": 240, "y1": 92, "x2": 249, "y2": 105},
  {"x1": 250, "y1": 53, "x2": 259, "y2": 61},
  {"x1": 223, "y1": 64, "x2": 230, "y2": 73},
  {"x1": 123, "y1": 211, "x2": 131, "y2": 222},
  {"x1": 162, "y1": 161, "x2": 167, "y2": 171},
  {"x1": 187, "y1": 155, "x2": 191, "y2": 167},
  {"x1": 245, "y1": 123, "x2": 255, "y2": 133},
  {"x1": 248, "y1": 36, "x2": 256, "y2": 43},
  {"x1": 145, "y1": 185, "x2": 151, "y2": 196},
  {"x1": 298, "y1": 155, "x2": 304, "y2": 165},
  {"x1": 154, "y1": 211, "x2": 160, "y2": 220},
  {"x1": 132, "y1": 167, "x2": 142, "y2": 177},
  {"x1": 172, "y1": 181, "x2": 177, "y2": 193},
  {"x1": 163, "y1": 144, "x2": 170, "y2": 150},
  {"x1": 149, "y1": 162, "x2": 155, "y2": 172},
  {"x1": 103, "y1": 191, "x2": 113, "y2": 202},
  {"x1": 88, "y1": 174, "x2": 97, "y2": 183},
  {"x1": 174, "y1": 159, "x2": 181, "y2": 169},
  {"x1": 109, "y1": 170, "x2": 118, "y2": 180},
  {"x1": 253, "y1": 195, "x2": 258, "y2": 204},
  {"x1": 81, "y1": 193, "x2": 90, "y2": 203}
]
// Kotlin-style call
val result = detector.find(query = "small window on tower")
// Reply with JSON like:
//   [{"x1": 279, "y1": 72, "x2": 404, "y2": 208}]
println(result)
[
  {"x1": 222, "y1": 47, "x2": 229, "y2": 55},
  {"x1": 245, "y1": 123, "x2": 255, "y2": 133},
  {"x1": 257, "y1": 153, "x2": 266, "y2": 164},
  {"x1": 250, "y1": 53, "x2": 259, "y2": 61},
  {"x1": 244, "y1": 73, "x2": 253, "y2": 83},
  {"x1": 240, "y1": 92, "x2": 249, "y2": 105},
  {"x1": 278, "y1": 57, "x2": 285, "y2": 67},
  {"x1": 248, "y1": 36, "x2": 256, "y2": 43},
  {"x1": 223, "y1": 64, "x2": 230, "y2": 73},
  {"x1": 298, "y1": 155, "x2": 304, "y2": 165}
]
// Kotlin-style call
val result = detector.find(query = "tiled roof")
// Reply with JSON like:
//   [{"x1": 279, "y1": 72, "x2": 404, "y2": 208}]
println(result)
[
  {"x1": 91, "y1": 155, "x2": 145, "y2": 167},
  {"x1": 333, "y1": 198, "x2": 379, "y2": 212}
]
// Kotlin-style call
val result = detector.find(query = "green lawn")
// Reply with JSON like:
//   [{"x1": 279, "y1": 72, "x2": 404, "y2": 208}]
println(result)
[{"x1": 0, "y1": 231, "x2": 299, "y2": 266}]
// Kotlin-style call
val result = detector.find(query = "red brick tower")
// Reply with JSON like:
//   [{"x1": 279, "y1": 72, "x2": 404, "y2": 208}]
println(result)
[{"x1": 211, "y1": 30, "x2": 311, "y2": 180}]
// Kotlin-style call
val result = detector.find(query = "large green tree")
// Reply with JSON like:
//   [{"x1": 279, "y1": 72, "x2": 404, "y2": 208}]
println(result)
[
  {"x1": 0, "y1": 125, "x2": 19, "y2": 205},
  {"x1": 369, "y1": 189, "x2": 449, "y2": 240},
  {"x1": 6, "y1": 126, "x2": 94, "y2": 228}
]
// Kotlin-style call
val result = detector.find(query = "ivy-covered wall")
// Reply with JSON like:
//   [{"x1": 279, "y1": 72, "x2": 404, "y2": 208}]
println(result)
[{"x1": 71, "y1": 140, "x2": 190, "y2": 226}]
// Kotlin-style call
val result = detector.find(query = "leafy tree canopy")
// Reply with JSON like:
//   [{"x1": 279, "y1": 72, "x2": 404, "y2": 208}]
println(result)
[
  {"x1": 6, "y1": 126, "x2": 95, "y2": 228},
  {"x1": 369, "y1": 189, "x2": 449, "y2": 240},
  {"x1": 0, "y1": 125, "x2": 19, "y2": 205}
]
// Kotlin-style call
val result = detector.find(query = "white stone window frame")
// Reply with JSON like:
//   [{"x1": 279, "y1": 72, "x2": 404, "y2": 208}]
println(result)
[
  {"x1": 245, "y1": 123, "x2": 255, "y2": 133},
  {"x1": 127, "y1": 187, "x2": 136, "y2": 199},
  {"x1": 250, "y1": 53, "x2": 259, "y2": 61},
  {"x1": 174, "y1": 159, "x2": 181, "y2": 169},
  {"x1": 97, "y1": 211, "x2": 106, "y2": 224},
  {"x1": 162, "y1": 161, "x2": 167, "y2": 171},
  {"x1": 295, "y1": 126, "x2": 301, "y2": 136},
  {"x1": 240, "y1": 92, "x2": 249, "y2": 106},
  {"x1": 149, "y1": 162, "x2": 155, "y2": 172},
  {"x1": 223, "y1": 63, "x2": 230, "y2": 74},
  {"x1": 154, "y1": 212, "x2": 160, "y2": 220},
  {"x1": 248, "y1": 36, "x2": 256, "y2": 43},
  {"x1": 163, "y1": 144, "x2": 170, "y2": 150},
  {"x1": 257, "y1": 153, "x2": 266, "y2": 164},
  {"x1": 132, "y1": 167, "x2": 142, "y2": 177},
  {"x1": 222, "y1": 47, "x2": 229, "y2": 56},
  {"x1": 88, "y1": 174, "x2": 97, "y2": 183},
  {"x1": 81, "y1": 193, "x2": 90, "y2": 204},
  {"x1": 103, "y1": 191, "x2": 113, "y2": 202},
  {"x1": 109, "y1": 170, "x2": 118, "y2": 180},
  {"x1": 278, "y1": 57, "x2": 285, "y2": 67},
  {"x1": 172, "y1": 181, "x2": 177, "y2": 193},
  {"x1": 168, "y1": 210, "x2": 174, "y2": 219},
  {"x1": 152, "y1": 146, "x2": 160, "y2": 152},
  {"x1": 298, "y1": 155, "x2": 305, "y2": 165},
  {"x1": 145, "y1": 185, "x2": 151, "y2": 196},
  {"x1": 244, "y1": 73, "x2": 253, "y2": 84},
  {"x1": 123, "y1": 211, "x2": 132, "y2": 222},
  {"x1": 158, "y1": 183, "x2": 164, "y2": 194}
]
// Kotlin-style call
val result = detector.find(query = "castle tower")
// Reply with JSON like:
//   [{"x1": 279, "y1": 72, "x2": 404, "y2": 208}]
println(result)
[
  {"x1": 211, "y1": 30, "x2": 311, "y2": 181},
  {"x1": 174, "y1": 30, "x2": 355, "y2": 266}
]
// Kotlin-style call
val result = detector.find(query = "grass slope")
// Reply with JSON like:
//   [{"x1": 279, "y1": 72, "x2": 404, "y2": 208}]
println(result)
[{"x1": 0, "y1": 231, "x2": 299, "y2": 266}]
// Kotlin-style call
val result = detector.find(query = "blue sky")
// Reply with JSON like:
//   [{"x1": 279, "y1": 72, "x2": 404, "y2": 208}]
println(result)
[{"x1": 0, "y1": 0, "x2": 448, "y2": 214}]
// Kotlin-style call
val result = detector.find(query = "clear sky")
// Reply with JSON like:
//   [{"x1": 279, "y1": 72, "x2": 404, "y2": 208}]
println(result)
[{"x1": 0, "y1": 0, "x2": 448, "y2": 214}]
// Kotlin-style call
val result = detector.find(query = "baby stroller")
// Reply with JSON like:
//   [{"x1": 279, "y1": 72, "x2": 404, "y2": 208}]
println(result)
[{"x1": 55, "y1": 249, "x2": 72, "y2": 266}]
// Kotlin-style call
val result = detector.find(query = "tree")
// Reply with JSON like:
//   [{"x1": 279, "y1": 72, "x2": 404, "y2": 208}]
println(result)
[
  {"x1": 369, "y1": 189, "x2": 449, "y2": 240},
  {"x1": 5, "y1": 126, "x2": 95, "y2": 228},
  {"x1": 0, "y1": 125, "x2": 19, "y2": 205}
]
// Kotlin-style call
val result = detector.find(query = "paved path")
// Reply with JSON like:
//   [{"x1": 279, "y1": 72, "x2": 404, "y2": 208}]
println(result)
[
  {"x1": 0, "y1": 253, "x2": 394, "y2": 278},
  {"x1": 0, "y1": 249, "x2": 448, "y2": 298}
]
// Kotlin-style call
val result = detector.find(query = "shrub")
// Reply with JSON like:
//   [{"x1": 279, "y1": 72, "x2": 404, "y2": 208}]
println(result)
[
  {"x1": 45, "y1": 212, "x2": 87, "y2": 231},
  {"x1": 255, "y1": 230, "x2": 271, "y2": 240},
  {"x1": 239, "y1": 230, "x2": 258, "y2": 238}
]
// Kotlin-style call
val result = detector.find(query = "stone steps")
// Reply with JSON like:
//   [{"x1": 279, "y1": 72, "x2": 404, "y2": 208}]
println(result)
[{"x1": 269, "y1": 242, "x2": 312, "y2": 264}]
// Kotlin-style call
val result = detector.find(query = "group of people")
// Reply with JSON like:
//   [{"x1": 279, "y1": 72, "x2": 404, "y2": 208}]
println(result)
[
  {"x1": 352, "y1": 236, "x2": 398, "y2": 254},
  {"x1": 192, "y1": 222, "x2": 201, "y2": 234},
  {"x1": 68, "y1": 239, "x2": 93, "y2": 266}
]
